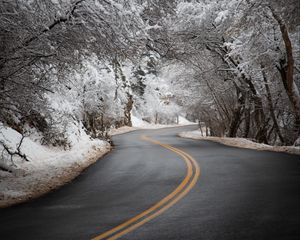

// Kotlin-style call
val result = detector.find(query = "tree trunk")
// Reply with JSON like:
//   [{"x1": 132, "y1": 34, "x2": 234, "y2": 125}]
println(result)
[
  {"x1": 199, "y1": 122, "x2": 204, "y2": 136},
  {"x1": 270, "y1": 6, "x2": 300, "y2": 136},
  {"x1": 243, "y1": 91, "x2": 251, "y2": 138},
  {"x1": 253, "y1": 102, "x2": 268, "y2": 144},
  {"x1": 124, "y1": 95, "x2": 133, "y2": 127},
  {"x1": 205, "y1": 123, "x2": 209, "y2": 136},
  {"x1": 228, "y1": 84, "x2": 245, "y2": 137},
  {"x1": 262, "y1": 68, "x2": 284, "y2": 144},
  {"x1": 242, "y1": 74, "x2": 267, "y2": 143}
]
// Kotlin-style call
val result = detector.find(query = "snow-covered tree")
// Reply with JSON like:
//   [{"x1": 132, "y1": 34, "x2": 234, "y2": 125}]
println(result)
[{"x1": 150, "y1": 0, "x2": 300, "y2": 144}]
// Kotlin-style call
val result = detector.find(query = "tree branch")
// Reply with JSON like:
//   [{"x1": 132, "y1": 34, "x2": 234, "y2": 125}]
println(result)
[{"x1": 0, "y1": 135, "x2": 29, "y2": 163}]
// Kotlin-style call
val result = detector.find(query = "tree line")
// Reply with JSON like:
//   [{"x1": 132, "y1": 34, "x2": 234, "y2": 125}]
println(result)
[{"x1": 1, "y1": 0, "x2": 299, "y2": 149}]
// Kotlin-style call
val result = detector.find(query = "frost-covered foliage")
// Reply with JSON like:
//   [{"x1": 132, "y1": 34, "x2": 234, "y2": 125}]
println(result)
[
  {"x1": 0, "y1": 0, "x2": 147, "y2": 134},
  {"x1": 129, "y1": 53, "x2": 181, "y2": 124},
  {"x1": 149, "y1": 0, "x2": 300, "y2": 145},
  {"x1": 0, "y1": 0, "x2": 144, "y2": 171}
]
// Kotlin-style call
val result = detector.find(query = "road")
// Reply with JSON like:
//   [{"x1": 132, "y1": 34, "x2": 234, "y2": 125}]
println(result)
[{"x1": 0, "y1": 125, "x2": 300, "y2": 240}]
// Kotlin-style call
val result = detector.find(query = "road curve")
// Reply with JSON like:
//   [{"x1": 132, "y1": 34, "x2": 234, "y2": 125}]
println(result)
[{"x1": 0, "y1": 125, "x2": 300, "y2": 240}]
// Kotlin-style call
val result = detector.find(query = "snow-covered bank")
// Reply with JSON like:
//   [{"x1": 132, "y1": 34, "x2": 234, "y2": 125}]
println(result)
[
  {"x1": 0, "y1": 125, "x2": 110, "y2": 208},
  {"x1": 179, "y1": 130, "x2": 300, "y2": 155}
]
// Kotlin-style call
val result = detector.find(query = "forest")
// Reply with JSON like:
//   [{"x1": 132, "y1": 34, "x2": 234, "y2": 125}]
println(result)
[{"x1": 0, "y1": 0, "x2": 299, "y2": 173}]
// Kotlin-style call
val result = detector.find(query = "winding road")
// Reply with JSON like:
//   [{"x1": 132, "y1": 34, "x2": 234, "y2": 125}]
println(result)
[{"x1": 1, "y1": 125, "x2": 300, "y2": 240}]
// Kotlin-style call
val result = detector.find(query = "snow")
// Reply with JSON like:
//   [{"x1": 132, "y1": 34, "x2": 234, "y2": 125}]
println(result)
[
  {"x1": 110, "y1": 115, "x2": 196, "y2": 136},
  {"x1": 0, "y1": 124, "x2": 110, "y2": 207},
  {"x1": 179, "y1": 130, "x2": 300, "y2": 155},
  {"x1": 178, "y1": 116, "x2": 195, "y2": 125},
  {"x1": 215, "y1": 10, "x2": 229, "y2": 24},
  {"x1": 132, "y1": 115, "x2": 152, "y2": 127}
]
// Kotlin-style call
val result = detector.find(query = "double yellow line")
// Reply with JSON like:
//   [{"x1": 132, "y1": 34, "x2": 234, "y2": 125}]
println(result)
[{"x1": 92, "y1": 135, "x2": 200, "y2": 240}]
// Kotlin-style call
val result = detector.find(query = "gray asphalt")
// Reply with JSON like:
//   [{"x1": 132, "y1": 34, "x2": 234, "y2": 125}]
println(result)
[{"x1": 0, "y1": 125, "x2": 300, "y2": 240}]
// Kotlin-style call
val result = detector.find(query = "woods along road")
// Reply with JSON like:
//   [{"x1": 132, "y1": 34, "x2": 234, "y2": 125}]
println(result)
[{"x1": 1, "y1": 125, "x2": 300, "y2": 240}]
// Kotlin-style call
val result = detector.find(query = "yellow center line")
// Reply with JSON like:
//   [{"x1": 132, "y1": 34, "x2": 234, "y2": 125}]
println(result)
[{"x1": 91, "y1": 135, "x2": 200, "y2": 240}]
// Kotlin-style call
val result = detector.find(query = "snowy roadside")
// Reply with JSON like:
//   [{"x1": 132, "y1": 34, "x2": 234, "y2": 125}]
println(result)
[
  {"x1": 0, "y1": 125, "x2": 111, "y2": 208},
  {"x1": 178, "y1": 130, "x2": 300, "y2": 155}
]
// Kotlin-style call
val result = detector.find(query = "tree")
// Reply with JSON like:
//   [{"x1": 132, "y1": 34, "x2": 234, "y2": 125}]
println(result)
[{"x1": 147, "y1": 0, "x2": 300, "y2": 144}]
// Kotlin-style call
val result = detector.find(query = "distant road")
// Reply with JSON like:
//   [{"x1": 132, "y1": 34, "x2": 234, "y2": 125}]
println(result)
[{"x1": 1, "y1": 125, "x2": 300, "y2": 239}]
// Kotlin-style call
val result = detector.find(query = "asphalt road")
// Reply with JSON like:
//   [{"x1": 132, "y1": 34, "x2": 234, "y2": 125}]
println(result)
[{"x1": 1, "y1": 125, "x2": 300, "y2": 240}]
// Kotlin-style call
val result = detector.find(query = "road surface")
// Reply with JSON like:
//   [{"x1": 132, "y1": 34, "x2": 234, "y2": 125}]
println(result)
[{"x1": 0, "y1": 125, "x2": 300, "y2": 239}]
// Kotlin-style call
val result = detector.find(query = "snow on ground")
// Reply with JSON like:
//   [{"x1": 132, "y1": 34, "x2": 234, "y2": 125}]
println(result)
[
  {"x1": 179, "y1": 130, "x2": 300, "y2": 155},
  {"x1": 0, "y1": 124, "x2": 110, "y2": 207},
  {"x1": 132, "y1": 115, "x2": 152, "y2": 128},
  {"x1": 110, "y1": 115, "x2": 196, "y2": 136},
  {"x1": 178, "y1": 116, "x2": 195, "y2": 125}
]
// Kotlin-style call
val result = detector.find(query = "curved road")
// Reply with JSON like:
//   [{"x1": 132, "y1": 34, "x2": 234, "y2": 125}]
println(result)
[{"x1": 0, "y1": 125, "x2": 300, "y2": 239}]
